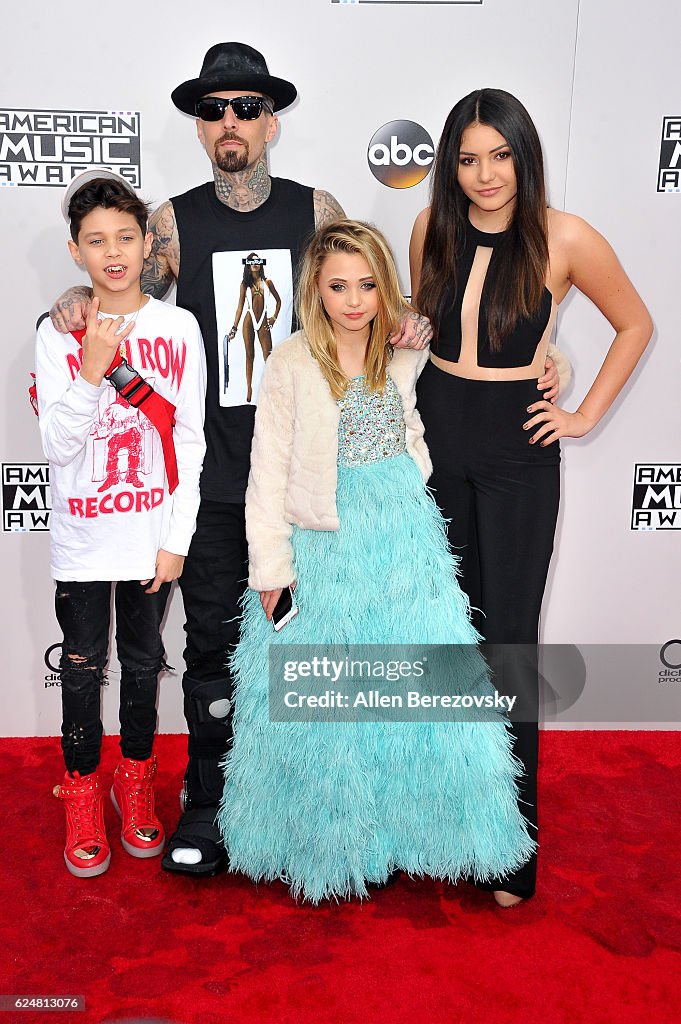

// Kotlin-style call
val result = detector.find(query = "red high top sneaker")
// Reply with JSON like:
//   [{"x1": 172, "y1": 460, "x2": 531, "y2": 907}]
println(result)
[
  {"x1": 111, "y1": 755, "x2": 165, "y2": 858},
  {"x1": 53, "y1": 770, "x2": 111, "y2": 878}
]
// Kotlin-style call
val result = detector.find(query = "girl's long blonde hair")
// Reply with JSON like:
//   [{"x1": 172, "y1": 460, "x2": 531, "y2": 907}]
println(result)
[{"x1": 297, "y1": 219, "x2": 410, "y2": 399}]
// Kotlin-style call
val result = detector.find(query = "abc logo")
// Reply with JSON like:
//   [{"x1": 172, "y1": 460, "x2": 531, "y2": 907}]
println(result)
[{"x1": 368, "y1": 120, "x2": 435, "y2": 189}]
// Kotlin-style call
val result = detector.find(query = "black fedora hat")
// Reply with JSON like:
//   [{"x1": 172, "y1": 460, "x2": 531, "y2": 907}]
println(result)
[{"x1": 171, "y1": 42, "x2": 297, "y2": 115}]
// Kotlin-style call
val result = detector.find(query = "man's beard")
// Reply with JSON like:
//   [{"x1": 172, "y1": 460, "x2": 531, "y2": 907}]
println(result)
[{"x1": 215, "y1": 135, "x2": 250, "y2": 174}]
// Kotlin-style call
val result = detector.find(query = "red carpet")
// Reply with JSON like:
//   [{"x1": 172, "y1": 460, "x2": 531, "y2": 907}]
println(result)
[{"x1": 2, "y1": 732, "x2": 680, "y2": 1024}]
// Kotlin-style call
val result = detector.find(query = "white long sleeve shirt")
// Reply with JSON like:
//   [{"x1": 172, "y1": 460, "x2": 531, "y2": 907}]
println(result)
[{"x1": 36, "y1": 297, "x2": 207, "y2": 581}]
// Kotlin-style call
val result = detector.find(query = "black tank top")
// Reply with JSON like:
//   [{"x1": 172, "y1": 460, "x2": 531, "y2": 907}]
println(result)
[
  {"x1": 173, "y1": 177, "x2": 315, "y2": 501},
  {"x1": 434, "y1": 221, "x2": 552, "y2": 368}
]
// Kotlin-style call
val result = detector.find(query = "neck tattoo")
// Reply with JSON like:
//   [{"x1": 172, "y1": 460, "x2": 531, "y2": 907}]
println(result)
[{"x1": 213, "y1": 156, "x2": 272, "y2": 212}]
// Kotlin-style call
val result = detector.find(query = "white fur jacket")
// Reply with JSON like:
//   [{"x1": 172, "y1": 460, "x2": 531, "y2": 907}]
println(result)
[{"x1": 246, "y1": 331, "x2": 431, "y2": 591}]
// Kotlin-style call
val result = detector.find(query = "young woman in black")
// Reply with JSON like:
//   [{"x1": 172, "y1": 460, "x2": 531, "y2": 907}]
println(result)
[{"x1": 410, "y1": 88, "x2": 652, "y2": 906}]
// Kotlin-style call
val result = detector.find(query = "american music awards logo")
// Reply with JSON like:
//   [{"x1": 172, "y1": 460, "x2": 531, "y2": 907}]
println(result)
[
  {"x1": 2, "y1": 463, "x2": 51, "y2": 531},
  {"x1": 0, "y1": 108, "x2": 141, "y2": 188},
  {"x1": 658, "y1": 117, "x2": 681, "y2": 192},
  {"x1": 631, "y1": 464, "x2": 680, "y2": 530}
]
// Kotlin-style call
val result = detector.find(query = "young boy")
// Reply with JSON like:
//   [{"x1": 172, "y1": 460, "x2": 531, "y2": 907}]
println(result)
[{"x1": 36, "y1": 169, "x2": 207, "y2": 877}]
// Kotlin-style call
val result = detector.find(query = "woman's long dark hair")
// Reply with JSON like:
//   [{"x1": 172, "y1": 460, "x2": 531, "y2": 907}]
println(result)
[{"x1": 417, "y1": 89, "x2": 549, "y2": 351}]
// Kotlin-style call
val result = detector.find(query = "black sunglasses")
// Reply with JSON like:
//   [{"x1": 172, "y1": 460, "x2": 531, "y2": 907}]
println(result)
[{"x1": 195, "y1": 95, "x2": 273, "y2": 122}]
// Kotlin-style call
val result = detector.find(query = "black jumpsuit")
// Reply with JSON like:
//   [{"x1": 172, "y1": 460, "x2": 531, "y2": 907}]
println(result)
[{"x1": 416, "y1": 219, "x2": 560, "y2": 899}]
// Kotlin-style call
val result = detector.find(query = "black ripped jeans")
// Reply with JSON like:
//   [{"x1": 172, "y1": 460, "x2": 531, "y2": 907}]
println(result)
[{"x1": 55, "y1": 580, "x2": 171, "y2": 775}]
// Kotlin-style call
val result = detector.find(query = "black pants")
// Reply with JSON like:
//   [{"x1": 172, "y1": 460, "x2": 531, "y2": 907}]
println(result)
[
  {"x1": 56, "y1": 580, "x2": 170, "y2": 776},
  {"x1": 176, "y1": 499, "x2": 248, "y2": 805},
  {"x1": 417, "y1": 362, "x2": 561, "y2": 898}
]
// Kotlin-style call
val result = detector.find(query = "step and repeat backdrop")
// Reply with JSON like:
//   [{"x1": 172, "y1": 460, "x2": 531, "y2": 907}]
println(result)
[{"x1": 1, "y1": 0, "x2": 678, "y2": 735}]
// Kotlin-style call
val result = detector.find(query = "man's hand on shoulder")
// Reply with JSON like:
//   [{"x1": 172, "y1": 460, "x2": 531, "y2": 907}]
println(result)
[
  {"x1": 50, "y1": 286, "x2": 92, "y2": 334},
  {"x1": 313, "y1": 190, "x2": 345, "y2": 229},
  {"x1": 142, "y1": 200, "x2": 180, "y2": 299},
  {"x1": 390, "y1": 310, "x2": 432, "y2": 350}
]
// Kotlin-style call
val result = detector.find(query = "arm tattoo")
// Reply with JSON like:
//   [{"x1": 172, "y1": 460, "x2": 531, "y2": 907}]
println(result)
[
  {"x1": 142, "y1": 201, "x2": 180, "y2": 299},
  {"x1": 313, "y1": 190, "x2": 345, "y2": 228}
]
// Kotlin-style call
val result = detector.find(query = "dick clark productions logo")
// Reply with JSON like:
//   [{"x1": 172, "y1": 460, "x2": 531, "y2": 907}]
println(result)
[{"x1": 368, "y1": 120, "x2": 434, "y2": 188}]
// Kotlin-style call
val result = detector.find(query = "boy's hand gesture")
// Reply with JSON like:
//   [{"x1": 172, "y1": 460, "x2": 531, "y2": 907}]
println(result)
[
  {"x1": 79, "y1": 297, "x2": 135, "y2": 388},
  {"x1": 142, "y1": 550, "x2": 185, "y2": 593}
]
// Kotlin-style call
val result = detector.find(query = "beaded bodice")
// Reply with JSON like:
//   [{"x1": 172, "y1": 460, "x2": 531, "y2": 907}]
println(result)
[{"x1": 337, "y1": 375, "x2": 406, "y2": 467}]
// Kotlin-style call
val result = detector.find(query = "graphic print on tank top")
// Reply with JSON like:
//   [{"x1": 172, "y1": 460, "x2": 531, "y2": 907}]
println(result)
[{"x1": 213, "y1": 248, "x2": 294, "y2": 407}]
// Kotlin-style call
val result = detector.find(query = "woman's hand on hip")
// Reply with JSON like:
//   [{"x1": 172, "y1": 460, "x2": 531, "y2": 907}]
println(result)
[{"x1": 523, "y1": 402, "x2": 594, "y2": 446}]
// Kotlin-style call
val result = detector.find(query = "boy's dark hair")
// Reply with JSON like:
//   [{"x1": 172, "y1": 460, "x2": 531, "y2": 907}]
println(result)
[{"x1": 68, "y1": 179, "x2": 150, "y2": 242}]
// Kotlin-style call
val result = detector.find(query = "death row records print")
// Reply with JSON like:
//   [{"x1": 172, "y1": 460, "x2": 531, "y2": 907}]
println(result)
[{"x1": 213, "y1": 248, "x2": 294, "y2": 407}]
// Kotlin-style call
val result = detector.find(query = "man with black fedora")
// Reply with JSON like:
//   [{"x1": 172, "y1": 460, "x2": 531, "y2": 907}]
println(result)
[
  {"x1": 161, "y1": 42, "x2": 352, "y2": 877},
  {"x1": 49, "y1": 40, "x2": 432, "y2": 878}
]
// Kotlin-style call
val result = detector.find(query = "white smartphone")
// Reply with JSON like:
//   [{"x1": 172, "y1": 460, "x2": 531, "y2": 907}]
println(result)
[{"x1": 272, "y1": 585, "x2": 299, "y2": 632}]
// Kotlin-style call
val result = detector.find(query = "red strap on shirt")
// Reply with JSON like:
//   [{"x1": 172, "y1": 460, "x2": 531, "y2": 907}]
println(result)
[
  {"x1": 29, "y1": 373, "x2": 38, "y2": 417},
  {"x1": 71, "y1": 330, "x2": 179, "y2": 494}
]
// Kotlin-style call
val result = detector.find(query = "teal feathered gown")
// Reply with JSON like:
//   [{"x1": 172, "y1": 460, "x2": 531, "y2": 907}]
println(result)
[{"x1": 217, "y1": 376, "x2": 535, "y2": 901}]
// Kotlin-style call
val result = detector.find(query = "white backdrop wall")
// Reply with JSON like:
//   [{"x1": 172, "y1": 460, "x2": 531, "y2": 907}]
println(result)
[{"x1": 1, "y1": 0, "x2": 678, "y2": 736}]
